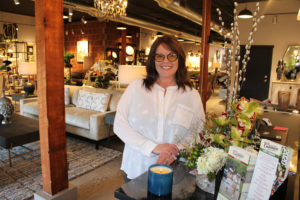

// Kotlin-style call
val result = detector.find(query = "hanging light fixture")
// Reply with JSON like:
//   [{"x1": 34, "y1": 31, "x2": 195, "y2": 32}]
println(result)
[
  {"x1": 156, "y1": 32, "x2": 163, "y2": 37},
  {"x1": 238, "y1": 6, "x2": 253, "y2": 19},
  {"x1": 116, "y1": 23, "x2": 126, "y2": 30},
  {"x1": 126, "y1": 34, "x2": 132, "y2": 38},
  {"x1": 94, "y1": 0, "x2": 128, "y2": 17}
]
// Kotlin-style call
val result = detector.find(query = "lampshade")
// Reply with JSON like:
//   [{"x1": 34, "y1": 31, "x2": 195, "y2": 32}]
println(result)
[
  {"x1": 118, "y1": 65, "x2": 146, "y2": 84},
  {"x1": 83, "y1": 56, "x2": 94, "y2": 71},
  {"x1": 238, "y1": 8, "x2": 253, "y2": 19},
  {"x1": 18, "y1": 62, "x2": 37, "y2": 75}
]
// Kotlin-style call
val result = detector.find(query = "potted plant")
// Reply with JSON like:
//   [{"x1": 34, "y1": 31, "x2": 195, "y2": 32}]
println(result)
[{"x1": 64, "y1": 53, "x2": 74, "y2": 83}]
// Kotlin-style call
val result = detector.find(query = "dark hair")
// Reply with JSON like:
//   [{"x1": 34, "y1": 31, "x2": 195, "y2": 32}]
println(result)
[{"x1": 143, "y1": 35, "x2": 192, "y2": 91}]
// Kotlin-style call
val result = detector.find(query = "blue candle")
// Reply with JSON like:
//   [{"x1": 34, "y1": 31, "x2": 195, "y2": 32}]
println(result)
[{"x1": 147, "y1": 164, "x2": 173, "y2": 197}]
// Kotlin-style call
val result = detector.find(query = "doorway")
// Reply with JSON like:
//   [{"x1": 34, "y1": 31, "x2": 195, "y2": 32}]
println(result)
[{"x1": 239, "y1": 45, "x2": 274, "y2": 101}]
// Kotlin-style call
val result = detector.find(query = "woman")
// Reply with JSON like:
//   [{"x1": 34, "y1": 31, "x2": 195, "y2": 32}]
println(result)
[{"x1": 114, "y1": 35, "x2": 205, "y2": 181}]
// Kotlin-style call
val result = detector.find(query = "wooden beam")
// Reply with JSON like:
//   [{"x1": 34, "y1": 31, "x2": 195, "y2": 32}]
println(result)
[
  {"x1": 120, "y1": 29, "x2": 127, "y2": 65},
  {"x1": 199, "y1": 0, "x2": 211, "y2": 111},
  {"x1": 35, "y1": 0, "x2": 68, "y2": 195}
]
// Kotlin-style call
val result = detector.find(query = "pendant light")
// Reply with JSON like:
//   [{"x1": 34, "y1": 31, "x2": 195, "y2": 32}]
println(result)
[{"x1": 238, "y1": 5, "x2": 253, "y2": 19}]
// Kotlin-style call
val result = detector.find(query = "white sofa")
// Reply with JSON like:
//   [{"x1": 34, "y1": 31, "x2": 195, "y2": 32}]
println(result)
[{"x1": 20, "y1": 85, "x2": 124, "y2": 149}]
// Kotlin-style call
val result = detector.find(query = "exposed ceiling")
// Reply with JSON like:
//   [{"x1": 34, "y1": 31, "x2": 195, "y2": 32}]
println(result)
[{"x1": 0, "y1": 0, "x2": 268, "y2": 42}]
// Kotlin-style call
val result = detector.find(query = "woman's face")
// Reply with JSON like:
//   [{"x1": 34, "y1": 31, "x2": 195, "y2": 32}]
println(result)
[{"x1": 155, "y1": 43, "x2": 178, "y2": 81}]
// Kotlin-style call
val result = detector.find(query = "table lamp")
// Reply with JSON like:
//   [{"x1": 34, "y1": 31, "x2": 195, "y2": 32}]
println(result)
[
  {"x1": 118, "y1": 65, "x2": 146, "y2": 87},
  {"x1": 18, "y1": 62, "x2": 37, "y2": 96},
  {"x1": 83, "y1": 56, "x2": 95, "y2": 86}
]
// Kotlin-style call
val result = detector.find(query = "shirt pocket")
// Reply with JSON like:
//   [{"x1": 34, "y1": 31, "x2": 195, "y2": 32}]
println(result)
[{"x1": 171, "y1": 104, "x2": 194, "y2": 129}]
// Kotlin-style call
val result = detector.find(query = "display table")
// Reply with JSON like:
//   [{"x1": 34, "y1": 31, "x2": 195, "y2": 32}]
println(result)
[
  {"x1": 0, "y1": 114, "x2": 39, "y2": 166},
  {"x1": 114, "y1": 111, "x2": 299, "y2": 200}
]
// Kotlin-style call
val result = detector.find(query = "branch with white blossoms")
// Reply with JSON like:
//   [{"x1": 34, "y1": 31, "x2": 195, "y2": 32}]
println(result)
[{"x1": 216, "y1": 2, "x2": 264, "y2": 111}]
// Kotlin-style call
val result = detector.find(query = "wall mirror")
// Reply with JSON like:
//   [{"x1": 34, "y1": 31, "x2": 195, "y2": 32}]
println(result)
[{"x1": 282, "y1": 45, "x2": 300, "y2": 80}]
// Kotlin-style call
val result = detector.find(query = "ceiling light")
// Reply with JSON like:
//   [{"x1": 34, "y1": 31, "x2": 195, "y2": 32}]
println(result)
[
  {"x1": 13, "y1": 0, "x2": 20, "y2": 5},
  {"x1": 68, "y1": 15, "x2": 72, "y2": 23},
  {"x1": 195, "y1": 42, "x2": 200, "y2": 45},
  {"x1": 116, "y1": 24, "x2": 126, "y2": 30},
  {"x1": 81, "y1": 29, "x2": 84, "y2": 35},
  {"x1": 126, "y1": 34, "x2": 132, "y2": 38},
  {"x1": 94, "y1": 0, "x2": 128, "y2": 17},
  {"x1": 177, "y1": 38, "x2": 184, "y2": 42},
  {"x1": 238, "y1": 8, "x2": 253, "y2": 19},
  {"x1": 156, "y1": 32, "x2": 163, "y2": 37},
  {"x1": 68, "y1": 8, "x2": 73, "y2": 16},
  {"x1": 81, "y1": 16, "x2": 87, "y2": 24},
  {"x1": 297, "y1": 9, "x2": 300, "y2": 21},
  {"x1": 63, "y1": 15, "x2": 68, "y2": 19}
]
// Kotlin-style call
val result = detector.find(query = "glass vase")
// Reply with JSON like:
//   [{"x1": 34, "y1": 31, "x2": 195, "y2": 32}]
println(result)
[{"x1": 196, "y1": 173, "x2": 216, "y2": 195}]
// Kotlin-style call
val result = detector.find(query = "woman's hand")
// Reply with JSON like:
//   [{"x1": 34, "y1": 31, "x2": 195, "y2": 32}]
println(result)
[
  {"x1": 153, "y1": 143, "x2": 179, "y2": 165},
  {"x1": 156, "y1": 152, "x2": 175, "y2": 165}
]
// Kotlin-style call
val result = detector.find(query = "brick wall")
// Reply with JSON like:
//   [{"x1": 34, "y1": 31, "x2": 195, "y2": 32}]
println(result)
[{"x1": 64, "y1": 20, "x2": 140, "y2": 72}]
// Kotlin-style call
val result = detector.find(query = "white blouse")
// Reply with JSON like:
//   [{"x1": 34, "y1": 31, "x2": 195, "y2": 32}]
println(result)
[{"x1": 113, "y1": 78, "x2": 205, "y2": 179}]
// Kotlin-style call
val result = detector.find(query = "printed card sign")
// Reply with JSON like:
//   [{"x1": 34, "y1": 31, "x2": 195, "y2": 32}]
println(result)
[
  {"x1": 246, "y1": 139, "x2": 293, "y2": 200},
  {"x1": 217, "y1": 146, "x2": 256, "y2": 200},
  {"x1": 228, "y1": 146, "x2": 250, "y2": 165}
]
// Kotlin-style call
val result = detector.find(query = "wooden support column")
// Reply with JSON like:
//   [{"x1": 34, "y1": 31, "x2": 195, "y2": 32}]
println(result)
[
  {"x1": 120, "y1": 29, "x2": 127, "y2": 65},
  {"x1": 199, "y1": 0, "x2": 211, "y2": 111},
  {"x1": 35, "y1": 0, "x2": 68, "y2": 195}
]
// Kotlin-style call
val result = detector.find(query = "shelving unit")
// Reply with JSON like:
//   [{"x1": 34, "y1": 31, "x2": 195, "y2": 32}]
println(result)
[{"x1": 0, "y1": 41, "x2": 28, "y2": 72}]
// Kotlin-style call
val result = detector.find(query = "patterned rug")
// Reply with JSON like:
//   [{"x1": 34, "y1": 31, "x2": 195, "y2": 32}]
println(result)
[{"x1": 0, "y1": 137, "x2": 122, "y2": 200}]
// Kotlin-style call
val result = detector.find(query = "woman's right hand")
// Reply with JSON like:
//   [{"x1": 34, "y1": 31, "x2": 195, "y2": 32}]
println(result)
[{"x1": 152, "y1": 143, "x2": 179, "y2": 157}]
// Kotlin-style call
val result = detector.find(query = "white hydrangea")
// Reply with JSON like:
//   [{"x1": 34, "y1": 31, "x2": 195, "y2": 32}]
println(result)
[{"x1": 197, "y1": 147, "x2": 227, "y2": 175}]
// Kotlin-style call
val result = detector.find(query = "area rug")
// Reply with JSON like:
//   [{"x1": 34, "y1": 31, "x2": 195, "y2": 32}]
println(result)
[{"x1": 0, "y1": 137, "x2": 122, "y2": 200}]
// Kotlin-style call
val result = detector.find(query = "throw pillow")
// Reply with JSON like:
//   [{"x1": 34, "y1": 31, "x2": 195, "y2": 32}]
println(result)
[
  {"x1": 77, "y1": 90, "x2": 111, "y2": 112},
  {"x1": 65, "y1": 87, "x2": 70, "y2": 105}
]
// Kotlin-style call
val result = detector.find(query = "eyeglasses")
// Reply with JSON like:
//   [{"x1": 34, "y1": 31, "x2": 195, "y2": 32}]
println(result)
[{"x1": 154, "y1": 53, "x2": 178, "y2": 62}]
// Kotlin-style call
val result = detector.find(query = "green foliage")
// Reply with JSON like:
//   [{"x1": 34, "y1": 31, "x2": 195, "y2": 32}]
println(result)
[
  {"x1": 180, "y1": 143, "x2": 204, "y2": 168},
  {"x1": 94, "y1": 74, "x2": 110, "y2": 88},
  {"x1": 64, "y1": 53, "x2": 74, "y2": 68}
]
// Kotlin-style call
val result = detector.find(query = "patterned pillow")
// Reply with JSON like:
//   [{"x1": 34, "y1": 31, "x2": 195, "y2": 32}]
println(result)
[
  {"x1": 64, "y1": 87, "x2": 70, "y2": 105},
  {"x1": 77, "y1": 90, "x2": 111, "y2": 112}
]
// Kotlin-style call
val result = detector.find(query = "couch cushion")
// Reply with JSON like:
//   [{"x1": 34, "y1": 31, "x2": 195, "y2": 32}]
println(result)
[
  {"x1": 109, "y1": 90, "x2": 123, "y2": 111},
  {"x1": 22, "y1": 101, "x2": 39, "y2": 116},
  {"x1": 65, "y1": 107, "x2": 99, "y2": 129},
  {"x1": 65, "y1": 87, "x2": 70, "y2": 105},
  {"x1": 77, "y1": 90, "x2": 111, "y2": 112}
]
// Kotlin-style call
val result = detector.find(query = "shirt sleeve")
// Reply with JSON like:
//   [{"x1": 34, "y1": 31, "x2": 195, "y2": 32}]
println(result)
[{"x1": 113, "y1": 80, "x2": 157, "y2": 157}]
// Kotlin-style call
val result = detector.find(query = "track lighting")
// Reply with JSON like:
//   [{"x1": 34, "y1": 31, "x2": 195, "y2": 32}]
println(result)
[
  {"x1": 68, "y1": 8, "x2": 73, "y2": 16},
  {"x1": 13, "y1": 0, "x2": 20, "y2": 5},
  {"x1": 81, "y1": 16, "x2": 87, "y2": 24}
]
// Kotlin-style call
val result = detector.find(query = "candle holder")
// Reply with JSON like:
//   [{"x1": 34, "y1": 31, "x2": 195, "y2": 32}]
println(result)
[{"x1": 147, "y1": 164, "x2": 173, "y2": 199}]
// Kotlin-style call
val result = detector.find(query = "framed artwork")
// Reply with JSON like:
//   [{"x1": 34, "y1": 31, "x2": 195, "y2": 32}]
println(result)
[
  {"x1": 77, "y1": 41, "x2": 88, "y2": 62},
  {"x1": 27, "y1": 46, "x2": 34, "y2": 55}
]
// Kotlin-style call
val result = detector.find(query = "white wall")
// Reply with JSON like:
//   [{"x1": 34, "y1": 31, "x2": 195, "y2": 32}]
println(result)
[
  {"x1": 237, "y1": 0, "x2": 300, "y2": 97},
  {"x1": 0, "y1": 11, "x2": 36, "y2": 43}
]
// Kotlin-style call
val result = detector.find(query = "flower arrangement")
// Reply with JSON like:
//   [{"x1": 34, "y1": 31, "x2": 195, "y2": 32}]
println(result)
[
  {"x1": 94, "y1": 72, "x2": 110, "y2": 88},
  {"x1": 196, "y1": 147, "x2": 227, "y2": 181},
  {"x1": 180, "y1": 97, "x2": 264, "y2": 183}
]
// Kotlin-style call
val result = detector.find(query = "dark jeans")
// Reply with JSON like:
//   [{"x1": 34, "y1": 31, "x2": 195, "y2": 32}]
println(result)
[{"x1": 123, "y1": 172, "x2": 132, "y2": 183}]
